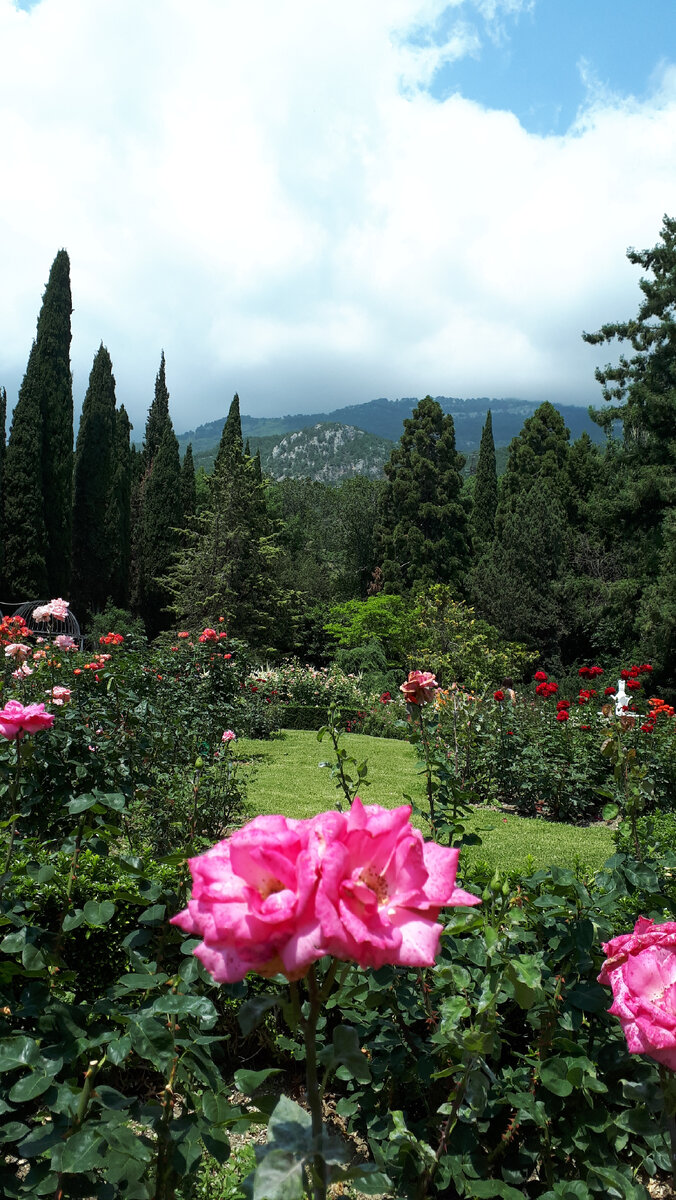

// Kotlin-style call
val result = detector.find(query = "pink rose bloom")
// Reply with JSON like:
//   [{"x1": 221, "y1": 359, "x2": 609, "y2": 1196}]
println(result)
[
  {"x1": 199, "y1": 627, "x2": 218, "y2": 643},
  {"x1": 172, "y1": 798, "x2": 479, "y2": 984},
  {"x1": 32, "y1": 605, "x2": 51, "y2": 623},
  {"x1": 48, "y1": 597, "x2": 69, "y2": 621},
  {"x1": 598, "y1": 917, "x2": 676, "y2": 1069},
  {"x1": 4, "y1": 643, "x2": 31, "y2": 661},
  {"x1": 48, "y1": 686, "x2": 71, "y2": 706},
  {"x1": 0, "y1": 699, "x2": 55, "y2": 740},
  {"x1": 313, "y1": 798, "x2": 479, "y2": 970},
  {"x1": 54, "y1": 634, "x2": 77, "y2": 651},
  {"x1": 172, "y1": 814, "x2": 322, "y2": 983},
  {"x1": 178, "y1": 631, "x2": 190, "y2": 638},
  {"x1": 12, "y1": 664, "x2": 33, "y2": 680},
  {"x1": 400, "y1": 670, "x2": 439, "y2": 705},
  {"x1": 221, "y1": 730, "x2": 236, "y2": 742}
]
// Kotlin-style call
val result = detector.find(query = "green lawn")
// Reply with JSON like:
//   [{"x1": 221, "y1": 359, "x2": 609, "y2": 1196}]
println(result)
[{"x1": 234, "y1": 729, "x2": 614, "y2": 874}]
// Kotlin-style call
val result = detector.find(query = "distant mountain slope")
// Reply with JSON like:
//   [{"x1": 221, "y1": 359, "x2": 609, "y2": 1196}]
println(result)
[
  {"x1": 178, "y1": 395, "x2": 605, "y2": 461},
  {"x1": 193, "y1": 423, "x2": 395, "y2": 482}
]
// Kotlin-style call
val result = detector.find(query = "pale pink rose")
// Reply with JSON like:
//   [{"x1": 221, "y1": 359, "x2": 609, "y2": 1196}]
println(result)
[
  {"x1": 12, "y1": 664, "x2": 33, "y2": 680},
  {"x1": 172, "y1": 798, "x2": 479, "y2": 984},
  {"x1": 32, "y1": 605, "x2": 51, "y2": 623},
  {"x1": 221, "y1": 730, "x2": 236, "y2": 742},
  {"x1": 54, "y1": 634, "x2": 77, "y2": 651},
  {"x1": 0, "y1": 700, "x2": 55, "y2": 740},
  {"x1": 48, "y1": 597, "x2": 69, "y2": 621},
  {"x1": 400, "y1": 670, "x2": 439, "y2": 705},
  {"x1": 598, "y1": 917, "x2": 676, "y2": 1070},
  {"x1": 4, "y1": 644, "x2": 31, "y2": 660},
  {"x1": 48, "y1": 686, "x2": 71, "y2": 706}
]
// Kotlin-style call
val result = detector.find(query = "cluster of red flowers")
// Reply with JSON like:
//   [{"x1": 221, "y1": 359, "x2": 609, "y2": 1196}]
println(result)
[
  {"x1": 380, "y1": 691, "x2": 392, "y2": 705},
  {"x1": 534, "y1": 672, "x2": 559, "y2": 699},
  {"x1": 578, "y1": 665, "x2": 604, "y2": 678},
  {"x1": 534, "y1": 670, "x2": 547, "y2": 682},
  {"x1": 620, "y1": 664, "x2": 653, "y2": 679},
  {"x1": 0, "y1": 615, "x2": 31, "y2": 646},
  {"x1": 578, "y1": 689, "x2": 597, "y2": 705},
  {"x1": 604, "y1": 686, "x2": 616, "y2": 697},
  {"x1": 198, "y1": 627, "x2": 228, "y2": 643},
  {"x1": 99, "y1": 632, "x2": 124, "y2": 646}
]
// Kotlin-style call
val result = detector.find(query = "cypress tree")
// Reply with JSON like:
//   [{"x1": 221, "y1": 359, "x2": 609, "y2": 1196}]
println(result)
[
  {"x1": 108, "y1": 405, "x2": 133, "y2": 608},
  {"x1": 180, "y1": 443, "x2": 197, "y2": 520},
  {"x1": 71, "y1": 346, "x2": 116, "y2": 614},
  {"x1": 472, "y1": 401, "x2": 572, "y2": 651},
  {"x1": 144, "y1": 351, "x2": 170, "y2": 465},
  {"x1": 37, "y1": 250, "x2": 73, "y2": 595},
  {"x1": 131, "y1": 355, "x2": 184, "y2": 632},
  {"x1": 3, "y1": 344, "x2": 49, "y2": 597},
  {"x1": 214, "y1": 393, "x2": 243, "y2": 474},
  {"x1": 496, "y1": 401, "x2": 570, "y2": 533},
  {"x1": 471, "y1": 409, "x2": 498, "y2": 549},
  {"x1": 140, "y1": 425, "x2": 183, "y2": 633},
  {"x1": 0, "y1": 386, "x2": 5, "y2": 590},
  {"x1": 378, "y1": 396, "x2": 469, "y2": 594},
  {"x1": 165, "y1": 432, "x2": 283, "y2": 646}
]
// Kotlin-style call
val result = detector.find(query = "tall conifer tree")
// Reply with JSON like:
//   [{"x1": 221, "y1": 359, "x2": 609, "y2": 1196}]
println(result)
[
  {"x1": 214, "y1": 393, "x2": 243, "y2": 474},
  {"x1": 378, "y1": 396, "x2": 469, "y2": 594},
  {"x1": 0, "y1": 386, "x2": 5, "y2": 590},
  {"x1": 143, "y1": 351, "x2": 170, "y2": 465},
  {"x1": 109, "y1": 405, "x2": 133, "y2": 608},
  {"x1": 180, "y1": 443, "x2": 197, "y2": 519},
  {"x1": 472, "y1": 402, "x2": 571, "y2": 649},
  {"x1": 71, "y1": 346, "x2": 116, "y2": 614},
  {"x1": 37, "y1": 250, "x2": 73, "y2": 595},
  {"x1": 132, "y1": 355, "x2": 182, "y2": 633},
  {"x1": 3, "y1": 345, "x2": 49, "y2": 596},
  {"x1": 471, "y1": 409, "x2": 498, "y2": 549}
]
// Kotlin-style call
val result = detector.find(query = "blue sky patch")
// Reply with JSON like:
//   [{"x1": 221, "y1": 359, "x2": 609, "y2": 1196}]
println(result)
[{"x1": 419, "y1": 0, "x2": 676, "y2": 135}]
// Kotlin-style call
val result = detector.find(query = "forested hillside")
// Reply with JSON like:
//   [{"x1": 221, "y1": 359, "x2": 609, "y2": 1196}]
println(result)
[{"x1": 1, "y1": 220, "x2": 675, "y2": 693}]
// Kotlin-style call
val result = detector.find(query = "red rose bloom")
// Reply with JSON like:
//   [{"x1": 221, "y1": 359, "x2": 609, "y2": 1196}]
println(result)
[
  {"x1": 556, "y1": 710, "x2": 569, "y2": 722},
  {"x1": 493, "y1": 690, "x2": 505, "y2": 701},
  {"x1": 604, "y1": 687, "x2": 616, "y2": 696},
  {"x1": 534, "y1": 671, "x2": 548, "y2": 682}
]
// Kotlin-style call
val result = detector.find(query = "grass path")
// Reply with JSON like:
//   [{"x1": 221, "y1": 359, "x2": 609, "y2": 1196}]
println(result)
[{"x1": 235, "y1": 729, "x2": 614, "y2": 874}]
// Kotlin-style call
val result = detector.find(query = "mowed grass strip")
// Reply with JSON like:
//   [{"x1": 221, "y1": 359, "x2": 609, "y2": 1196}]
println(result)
[{"x1": 234, "y1": 730, "x2": 614, "y2": 874}]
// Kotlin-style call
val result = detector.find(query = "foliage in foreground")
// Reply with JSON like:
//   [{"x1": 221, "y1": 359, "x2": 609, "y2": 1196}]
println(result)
[{"x1": 0, "y1": 633, "x2": 674, "y2": 1196}]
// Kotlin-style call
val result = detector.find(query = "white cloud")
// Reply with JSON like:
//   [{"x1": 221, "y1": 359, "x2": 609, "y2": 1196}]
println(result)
[{"x1": 0, "y1": 0, "x2": 675, "y2": 434}]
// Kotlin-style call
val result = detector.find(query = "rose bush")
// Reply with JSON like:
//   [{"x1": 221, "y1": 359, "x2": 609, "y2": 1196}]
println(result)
[{"x1": 172, "y1": 797, "x2": 479, "y2": 983}]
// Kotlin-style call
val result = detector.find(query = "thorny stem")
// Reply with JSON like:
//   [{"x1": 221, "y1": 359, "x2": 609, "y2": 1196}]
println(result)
[
  {"x1": 0, "y1": 738, "x2": 23, "y2": 900},
  {"x1": 417, "y1": 708, "x2": 436, "y2": 833}
]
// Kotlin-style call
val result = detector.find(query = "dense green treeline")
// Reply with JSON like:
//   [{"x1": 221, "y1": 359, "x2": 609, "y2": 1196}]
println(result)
[{"x1": 0, "y1": 222, "x2": 675, "y2": 690}]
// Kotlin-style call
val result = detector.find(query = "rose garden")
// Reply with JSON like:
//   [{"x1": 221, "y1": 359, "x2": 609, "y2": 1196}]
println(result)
[{"x1": 0, "y1": 604, "x2": 675, "y2": 1200}]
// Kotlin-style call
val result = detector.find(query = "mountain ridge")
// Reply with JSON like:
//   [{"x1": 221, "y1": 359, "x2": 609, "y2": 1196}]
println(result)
[{"x1": 177, "y1": 395, "x2": 605, "y2": 457}]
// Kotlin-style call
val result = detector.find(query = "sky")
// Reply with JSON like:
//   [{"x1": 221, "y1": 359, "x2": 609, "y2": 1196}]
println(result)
[{"x1": 1, "y1": 1, "x2": 676, "y2": 435}]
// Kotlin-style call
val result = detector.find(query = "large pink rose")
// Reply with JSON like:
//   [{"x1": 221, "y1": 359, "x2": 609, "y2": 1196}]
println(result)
[
  {"x1": 172, "y1": 814, "x2": 326, "y2": 983},
  {"x1": 400, "y1": 670, "x2": 438, "y2": 705},
  {"x1": 313, "y1": 798, "x2": 479, "y2": 970},
  {"x1": 598, "y1": 917, "x2": 676, "y2": 1070},
  {"x1": 172, "y1": 799, "x2": 480, "y2": 983},
  {"x1": 0, "y1": 700, "x2": 55, "y2": 740}
]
